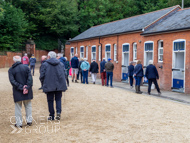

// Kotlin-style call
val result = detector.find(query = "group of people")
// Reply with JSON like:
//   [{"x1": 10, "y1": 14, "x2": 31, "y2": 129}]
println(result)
[
  {"x1": 128, "y1": 60, "x2": 161, "y2": 95},
  {"x1": 9, "y1": 51, "x2": 67, "y2": 128},
  {"x1": 70, "y1": 54, "x2": 114, "y2": 87}
]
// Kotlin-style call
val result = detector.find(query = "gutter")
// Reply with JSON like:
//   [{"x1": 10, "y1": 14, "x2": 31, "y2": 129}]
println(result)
[
  {"x1": 141, "y1": 27, "x2": 190, "y2": 36},
  {"x1": 69, "y1": 29, "x2": 142, "y2": 42}
]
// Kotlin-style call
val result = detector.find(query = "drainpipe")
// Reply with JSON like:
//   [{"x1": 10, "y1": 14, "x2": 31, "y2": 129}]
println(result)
[
  {"x1": 99, "y1": 37, "x2": 102, "y2": 61},
  {"x1": 182, "y1": 0, "x2": 184, "y2": 9}
]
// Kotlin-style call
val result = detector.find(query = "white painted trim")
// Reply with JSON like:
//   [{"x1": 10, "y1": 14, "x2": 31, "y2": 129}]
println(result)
[
  {"x1": 91, "y1": 45, "x2": 96, "y2": 61},
  {"x1": 80, "y1": 46, "x2": 84, "y2": 58},
  {"x1": 70, "y1": 47, "x2": 74, "y2": 59},
  {"x1": 105, "y1": 44, "x2": 111, "y2": 61},
  {"x1": 133, "y1": 43, "x2": 137, "y2": 62},
  {"x1": 144, "y1": 41, "x2": 154, "y2": 66},
  {"x1": 158, "y1": 40, "x2": 163, "y2": 62},
  {"x1": 172, "y1": 39, "x2": 186, "y2": 92}
]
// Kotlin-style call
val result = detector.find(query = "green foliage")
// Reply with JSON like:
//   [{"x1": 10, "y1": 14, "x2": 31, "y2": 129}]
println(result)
[
  {"x1": 0, "y1": 2, "x2": 28, "y2": 51},
  {"x1": 35, "y1": 35, "x2": 57, "y2": 50}
]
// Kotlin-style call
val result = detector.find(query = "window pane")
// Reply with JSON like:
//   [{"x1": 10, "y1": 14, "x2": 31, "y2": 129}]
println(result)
[
  {"x1": 160, "y1": 49, "x2": 163, "y2": 54},
  {"x1": 92, "y1": 46, "x2": 96, "y2": 52},
  {"x1": 145, "y1": 43, "x2": 153, "y2": 51},
  {"x1": 80, "y1": 47, "x2": 84, "y2": 52},
  {"x1": 161, "y1": 41, "x2": 163, "y2": 47},
  {"x1": 123, "y1": 45, "x2": 129, "y2": 52},
  {"x1": 106, "y1": 45, "x2": 111, "y2": 51},
  {"x1": 174, "y1": 41, "x2": 185, "y2": 51},
  {"x1": 71, "y1": 48, "x2": 74, "y2": 53}
]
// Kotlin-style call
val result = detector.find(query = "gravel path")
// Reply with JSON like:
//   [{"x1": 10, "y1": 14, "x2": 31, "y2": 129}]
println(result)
[{"x1": 0, "y1": 67, "x2": 190, "y2": 143}]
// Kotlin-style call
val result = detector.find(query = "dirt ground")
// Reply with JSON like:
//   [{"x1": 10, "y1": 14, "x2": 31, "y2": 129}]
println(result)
[{"x1": 1, "y1": 67, "x2": 190, "y2": 143}]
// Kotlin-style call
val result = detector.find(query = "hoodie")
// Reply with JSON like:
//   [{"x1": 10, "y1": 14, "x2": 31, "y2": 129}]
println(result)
[{"x1": 71, "y1": 56, "x2": 79, "y2": 68}]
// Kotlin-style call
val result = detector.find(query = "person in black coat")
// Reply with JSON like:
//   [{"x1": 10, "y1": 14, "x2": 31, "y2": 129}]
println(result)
[
  {"x1": 133, "y1": 60, "x2": 144, "y2": 94},
  {"x1": 128, "y1": 61, "x2": 134, "y2": 88},
  {"x1": 39, "y1": 55, "x2": 47, "y2": 90},
  {"x1": 40, "y1": 51, "x2": 67, "y2": 120},
  {"x1": 8, "y1": 55, "x2": 33, "y2": 128},
  {"x1": 89, "y1": 59, "x2": 99, "y2": 84},
  {"x1": 145, "y1": 60, "x2": 161, "y2": 95}
]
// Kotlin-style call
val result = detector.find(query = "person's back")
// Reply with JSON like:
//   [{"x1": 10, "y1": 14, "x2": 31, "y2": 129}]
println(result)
[
  {"x1": 40, "y1": 58, "x2": 67, "y2": 93},
  {"x1": 105, "y1": 61, "x2": 114, "y2": 72},
  {"x1": 80, "y1": 60, "x2": 90, "y2": 70},
  {"x1": 59, "y1": 57, "x2": 67, "y2": 68},
  {"x1": 22, "y1": 55, "x2": 29, "y2": 65},
  {"x1": 145, "y1": 64, "x2": 159, "y2": 79},
  {"x1": 29, "y1": 57, "x2": 36, "y2": 66},
  {"x1": 90, "y1": 61, "x2": 99, "y2": 73},
  {"x1": 71, "y1": 56, "x2": 79, "y2": 68},
  {"x1": 100, "y1": 60, "x2": 106, "y2": 73},
  {"x1": 128, "y1": 64, "x2": 134, "y2": 77},
  {"x1": 134, "y1": 64, "x2": 143, "y2": 77}
]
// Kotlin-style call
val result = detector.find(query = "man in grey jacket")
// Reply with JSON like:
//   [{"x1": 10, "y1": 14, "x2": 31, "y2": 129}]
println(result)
[
  {"x1": 40, "y1": 51, "x2": 67, "y2": 120},
  {"x1": 105, "y1": 58, "x2": 114, "y2": 88}
]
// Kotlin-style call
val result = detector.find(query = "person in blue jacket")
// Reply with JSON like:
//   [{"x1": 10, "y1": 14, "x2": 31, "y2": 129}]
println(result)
[
  {"x1": 29, "y1": 54, "x2": 36, "y2": 76},
  {"x1": 80, "y1": 58, "x2": 90, "y2": 84},
  {"x1": 133, "y1": 60, "x2": 144, "y2": 94},
  {"x1": 128, "y1": 61, "x2": 134, "y2": 88},
  {"x1": 71, "y1": 54, "x2": 79, "y2": 83},
  {"x1": 145, "y1": 60, "x2": 161, "y2": 95}
]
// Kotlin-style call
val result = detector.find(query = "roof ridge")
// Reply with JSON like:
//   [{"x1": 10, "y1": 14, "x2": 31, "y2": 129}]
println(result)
[
  {"x1": 92, "y1": 5, "x2": 180, "y2": 28},
  {"x1": 178, "y1": 7, "x2": 190, "y2": 11}
]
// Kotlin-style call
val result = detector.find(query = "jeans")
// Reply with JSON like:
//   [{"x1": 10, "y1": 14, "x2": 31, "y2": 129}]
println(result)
[
  {"x1": 47, "y1": 91, "x2": 62, "y2": 119},
  {"x1": 101, "y1": 72, "x2": 107, "y2": 86},
  {"x1": 82, "y1": 70, "x2": 88, "y2": 84},
  {"x1": 106, "y1": 72, "x2": 113, "y2": 86},
  {"x1": 148, "y1": 78, "x2": 160, "y2": 93},
  {"x1": 135, "y1": 76, "x2": 142, "y2": 86},
  {"x1": 15, "y1": 100, "x2": 32, "y2": 126},
  {"x1": 129, "y1": 76, "x2": 133, "y2": 86},
  {"x1": 30, "y1": 65, "x2": 35, "y2": 76},
  {"x1": 79, "y1": 71, "x2": 83, "y2": 83}
]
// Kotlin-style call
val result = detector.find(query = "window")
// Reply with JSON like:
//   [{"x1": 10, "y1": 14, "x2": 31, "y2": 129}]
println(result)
[
  {"x1": 133, "y1": 43, "x2": 137, "y2": 61},
  {"x1": 80, "y1": 46, "x2": 84, "y2": 58},
  {"x1": 91, "y1": 46, "x2": 96, "y2": 61},
  {"x1": 144, "y1": 41, "x2": 154, "y2": 66},
  {"x1": 99, "y1": 45, "x2": 101, "y2": 61},
  {"x1": 70, "y1": 47, "x2": 74, "y2": 59},
  {"x1": 174, "y1": 41, "x2": 185, "y2": 51},
  {"x1": 75, "y1": 47, "x2": 78, "y2": 54},
  {"x1": 86, "y1": 46, "x2": 88, "y2": 59},
  {"x1": 145, "y1": 43, "x2": 153, "y2": 51},
  {"x1": 114, "y1": 44, "x2": 117, "y2": 61},
  {"x1": 105, "y1": 44, "x2": 111, "y2": 61},
  {"x1": 158, "y1": 41, "x2": 163, "y2": 62}
]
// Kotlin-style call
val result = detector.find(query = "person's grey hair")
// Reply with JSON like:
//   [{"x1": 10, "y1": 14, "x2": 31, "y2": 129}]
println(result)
[
  {"x1": 24, "y1": 53, "x2": 27, "y2": 56},
  {"x1": 130, "y1": 61, "x2": 133, "y2": 65},
  {"x1": 149, "y1": 60, "x2": 153, "y2": 65},
  {"x1": 57, "y1": 53, "x2": 63, "y2": 57},
  {"x1": 48, "y1": 51, "x2": 56, "y2": 58},
  {"x1": 13, "y1": 56, "x2": 21, "y2": 62},
  {"x1": 64, "y1": 57, "x2": 67, "y2": 61},
  {"x1": 103, "y1": 58, "x2": 105, "y2": 60},
  {"x1": 84, "y1": 58, "x2": 87, "y2": 61}
]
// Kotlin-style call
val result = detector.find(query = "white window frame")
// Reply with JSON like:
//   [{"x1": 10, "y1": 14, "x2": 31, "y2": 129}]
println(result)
[
  {"x1": 99, "y1": 45, "x2": 101, "y2": 61},
  {"x1": 158, "y1": 40, "x2": 163, "y2": 62},
  {"x1": 80, "y1": 46, "x2": 84, "y2": 58},
  {"x1": 114, "y1": 44, "x2": 117, "y2": 62},
  {"x1": 75, "y1": 47, "x2": 78, "y2": 54},
  {"x1": 86, "y1": 46, "x2": 88, "y2": 60},
  {"x1": 91, "y1": 45, "x2": 96, "y2": 61},
  {"x1": 122, "y1": 43, "x2": 130, "y2": 65},
  {"x1": 70, "y1": 47, "x2": 74, "y2": 59},
  {"x1": 144, "y1": 41, "x2": 154, "y2": 66},
  {"x1": 105, "y1": 44, "x2": 111, "y2": 61},
  {"x1": 133, "y1": 43, "x2": 137, "y2": 62}
]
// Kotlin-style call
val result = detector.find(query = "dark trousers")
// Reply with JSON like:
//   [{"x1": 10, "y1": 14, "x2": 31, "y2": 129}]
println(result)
[
  {"x1": 148, "y1": 78, "x2": 160, "y2": 93},
  {"x1": 82, "y1": 70, "x2": 88, "y2": 84},
  {"x1": 106, "y1": 72, "x2": 113, "y2": 86},
  {"x1": 77, "y1": 72, "x2": 79, "y2": 80},
  {"x1": 30, "y1": 65, "x2": 35, "y2": 75},
  {"x1": 66, "y1": 75, "x2": 69, "y2": 86},
  {"x1": 47, "y1": 91, "x2": 62, "y2": 119},
  {"x1": 129, "y1": 76, "x2": 133, "y2": 86},
  {"x1": 101, "y1": 72, "x2": 107, "y2": 86},
  {"x1": 79, "y1": 72, "x2": 83, "y2": 83},
  {"x1": 135, "y1": 76, "x2": 142, "y2": 86}
]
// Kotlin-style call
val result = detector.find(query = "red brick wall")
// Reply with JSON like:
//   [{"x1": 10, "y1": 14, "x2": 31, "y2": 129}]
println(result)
[{"x1": 65, "y1": 30, "x2": 190, "y2": 93}]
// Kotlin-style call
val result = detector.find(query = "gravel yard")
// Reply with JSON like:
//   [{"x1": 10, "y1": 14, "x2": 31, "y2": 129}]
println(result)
[{"x1": 1, "y1": 67, "x2": 190, "y2": 143}]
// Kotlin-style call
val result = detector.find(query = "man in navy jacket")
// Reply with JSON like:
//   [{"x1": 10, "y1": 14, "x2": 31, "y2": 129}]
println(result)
[
  {"x1": 145, "y1": 60, "x2": 161, "y2": 95},
  {"x1": 128, "y1": 61, "x2": 134, "y2": 88},
  {"x1": 71, "y1": 54, "x2": 79, "y2": 83},
  {"x1": 100, "y1": 58, "x2": 107, "y2": 86}
]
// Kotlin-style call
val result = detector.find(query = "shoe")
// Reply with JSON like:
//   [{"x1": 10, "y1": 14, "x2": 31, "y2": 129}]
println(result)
[
  {"x1": 137, "y1": 85, "x2": 142, "y2": 94},
  {"x1": 27, "y1": 122, "x2": 32, "y2": 126},
  {"x1": 135, "y1": 86, "x2": 138, "y2": 93},
  {"x1": 93, "y1": 82, "x2": 95, "y2": 84},
  {"x1": 39, "y1": 87, "x2": 42, "y2": 90},
  {"x1": 75, "y1": 80, "x2": 78, "y2": 83},
  {"x1": 72, "y1": 80, "x2": 74, "y2": 82},
  {"x1": 110, "y1": 86, "x2": 114, "y2": 88},
  {"x1": 158, "y1": 92, "x2": 161, "y2": 96},
  {"x1": 55, "y1": 113, "x2": 61, "y2": 120},
  {"x1": 148, "y1": 92, "x2": 151, "y2": 95},
  {"x1": 15, "y1": 124, "x2": 22, "y2": 128},
  {"x1": 48, "y1": 116, "x2": 54, "y2": 121}
]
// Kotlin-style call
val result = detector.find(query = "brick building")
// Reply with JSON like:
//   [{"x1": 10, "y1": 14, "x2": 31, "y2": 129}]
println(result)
[{"x1": 65, "y1": 5, "x2": 190, "y2": 93}]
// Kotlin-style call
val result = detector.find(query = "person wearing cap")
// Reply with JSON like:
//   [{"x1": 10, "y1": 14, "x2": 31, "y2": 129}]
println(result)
[
  {"x1": 29, "y1": 54, "x2": 36, "y2": 76},
  {"x1": 21, "y1": 53, "x2": 29, "y2": 66},
  {"x1": 80, "y1": 58, "x2": 90, "y2": 84},
  {"x1": 8, "y1": 55, "x2": 33, "y2": 128},
  {"x1": 89, "y1": 59, "x2": 99, "y2": 84},
  {"x1": 78, "y1": 58, "x2": 84, "y2": 83},
  {"x1": 71, "y1": 54, "x2": 79, "y2": 83},
  {"x1": 128, "y1": 61, "x2": 134, "y2": 88},
  {"x1": 145, "y1": 60, "x2": 161, "y2": 95},
  {"x1": 105, "y1": 58, "x2": 114, "y2": 87},
  {"x1": 100, "y1": 58, "x2": 107, "y2": 86}
]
